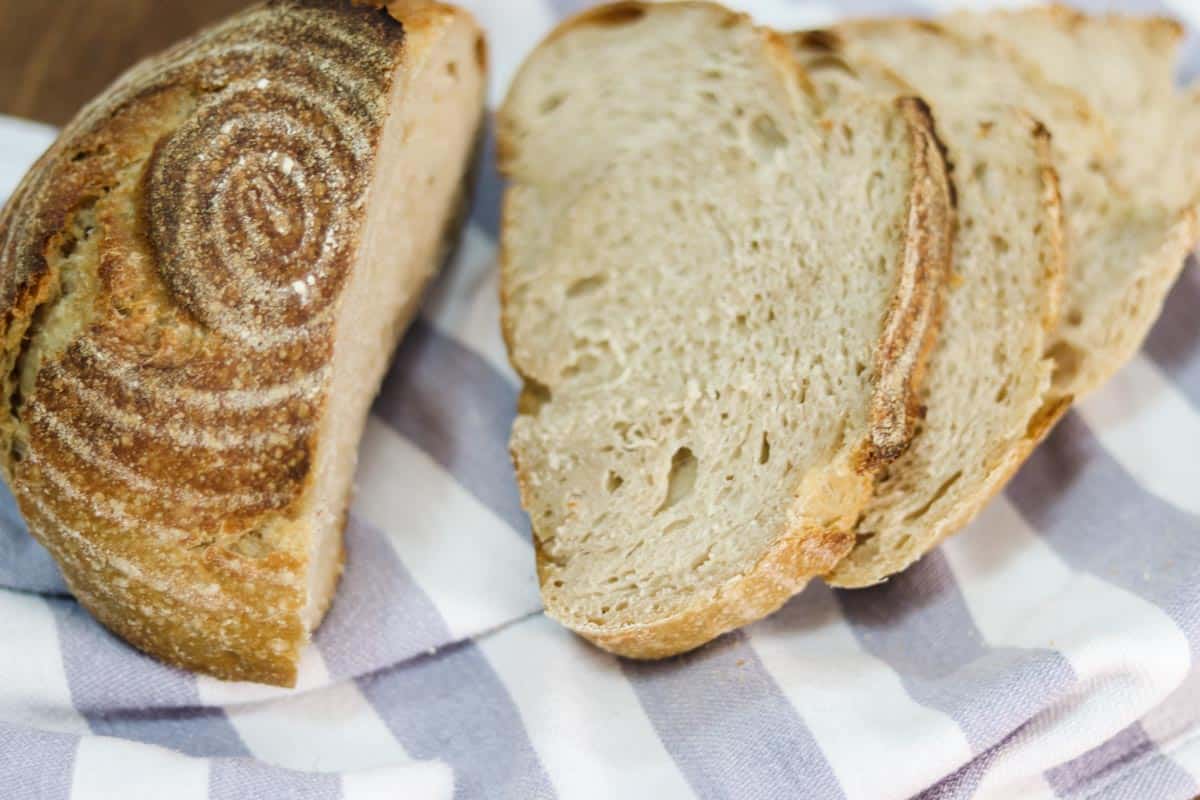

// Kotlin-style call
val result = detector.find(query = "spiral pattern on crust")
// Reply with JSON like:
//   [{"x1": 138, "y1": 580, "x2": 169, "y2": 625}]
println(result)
[
  {"x1": 144, "y1": 37, "x2": 383, "y2": 349},
  {"x1": 0, "y1": 0, "x2": 406, "y2": 596}
]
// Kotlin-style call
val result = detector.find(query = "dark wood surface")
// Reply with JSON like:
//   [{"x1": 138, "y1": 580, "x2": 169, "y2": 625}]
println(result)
[{"x1": 0, "y1": 0, "x2": 251, "y2": 126}]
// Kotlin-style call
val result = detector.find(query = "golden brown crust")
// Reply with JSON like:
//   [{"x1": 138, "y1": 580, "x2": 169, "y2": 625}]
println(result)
[
  {"x1": 829, "y1": 394, "x2": 1072, "y2": 590},
  {"x1": 502, "y1": 1, "x2": 954, "y2": 660},
  {"x1": 569, "y1": 526, "x2": 854, "y2": 659},
  {"x1": 0, "y1": 0, "x2": 471, "y2": 686},
  {"x1": 1030, "y1": 119, "x2": 1067, "y2": 334},
  {"x1": 790, "y1": 24, "x2": 1069, "y2": 587},
  {"x1": 784, "y1": 28, "x2": 955, "y2": 474},
  {"x1": 860, "y1": 95, "x2": 955, "y2": 471},
  {"x1": 827, "y1": 112, "x2": 1069, "y2": 588}
]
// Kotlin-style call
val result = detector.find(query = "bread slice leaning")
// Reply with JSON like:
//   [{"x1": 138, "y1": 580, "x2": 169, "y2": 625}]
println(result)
[
  {"x1": 0, "y1": 0, "x2": 485, "y2": 685},
  {"x1": 791, "y1": 32, "x2": 1068, "y2": 587},
  {"x1": 946, "y1": 5, "x2": 1193, "y2": 210},
  {"x1": 902, "y1": 12, "x2": 1199, "y2": 399},
  {"x1": 499, "y1": 1, "x2": 953, "y2": 658}
]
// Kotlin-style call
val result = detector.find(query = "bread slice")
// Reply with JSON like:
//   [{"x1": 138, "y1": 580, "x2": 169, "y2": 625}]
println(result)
[
  {"x1": 791, "y1": 32, "x2": 1068, "y2": 587},
  {"x1": 945, "y1": 5, "x2": 1192, "y2": 209},
  {"x1": 927, "y1": 12, "x2": 1200, "y2": 397},
  {"x1": 0, "y1": 0, "x2": 485, "y2": 685},
  {"x1": 828, "y1": 18, "x2": 1199, "y2": 400},
  {"x1": 499, "y1": 1, "x2": 953, "y2": 658}
]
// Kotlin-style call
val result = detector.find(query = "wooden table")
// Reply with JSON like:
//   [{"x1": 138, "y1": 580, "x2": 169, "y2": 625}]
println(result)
[{"x1": 0, "y1": 0, "x2": 250, "y2": 125}]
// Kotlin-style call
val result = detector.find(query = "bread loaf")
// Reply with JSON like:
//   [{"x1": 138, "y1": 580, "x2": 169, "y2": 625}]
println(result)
[
  {"x1": 792, "y1": 31, "x2": 1068, "y2": 587},
  {"x1": 499, "y1": 1, "x2": 953, "y2": 658},
  {"x1": 0, "y1": 0, "x2": 485, "y2": 686}
]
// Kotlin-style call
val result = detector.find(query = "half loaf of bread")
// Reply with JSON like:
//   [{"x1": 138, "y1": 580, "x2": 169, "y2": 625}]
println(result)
[
  {"x1": 499, "y1": 1, "x2": 953, "y2": 658},
  {"x1": 0, "y1": 0, "x2": 485, "y2": 685}
]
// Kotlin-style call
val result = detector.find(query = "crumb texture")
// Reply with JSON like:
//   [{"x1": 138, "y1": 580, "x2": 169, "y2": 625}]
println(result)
[
  {"x1": 795, "y1": 32, "x2": 1066, "y2": 585},
  {"x1": 925, "y1": 11, "x2": 1200, "y2": 396},
  {"x1": 500, "y1": 2, "x2": 951, "y2": 654}
]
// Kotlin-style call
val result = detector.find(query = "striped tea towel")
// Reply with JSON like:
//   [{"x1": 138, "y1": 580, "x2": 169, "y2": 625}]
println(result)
[{"x1": 2, "y1": 1, "x2": 1200, "y2": 798}]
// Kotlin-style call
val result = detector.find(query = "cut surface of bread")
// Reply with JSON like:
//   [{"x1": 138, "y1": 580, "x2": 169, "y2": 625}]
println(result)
[
  {"x1": 947, "y1": 5, "x2": 1192, "y2": 209},
  {"x1": 929, "y1": 11, "x2": 1200, "y2": 396},
  {"x1": 500, "y1": 2, "x2": 953, "y2": 658},
  {"x1": 793, "y1": 34, "x2": 1067, "y2": 587},
  {"x1": 0, "y1": 0, "x2": 485, "y2": 685}
]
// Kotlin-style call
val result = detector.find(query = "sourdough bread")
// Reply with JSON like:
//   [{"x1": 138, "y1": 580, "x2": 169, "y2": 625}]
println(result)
[
  {"x1": 946, "y1": 5, "x2": 1192, "y2": 208},
  {"x1": 930, "y1": 11, "x2": 1200, "y2": 396},
  {"x1": 500, "y1": 2, "x2": 953, "y2": 657},
  {"x1": 0, "y1": 0, "x2": 485, "y2": 685},
  {"x1": 793, "y1": 33, "x2": 1067, "y2": 587}
]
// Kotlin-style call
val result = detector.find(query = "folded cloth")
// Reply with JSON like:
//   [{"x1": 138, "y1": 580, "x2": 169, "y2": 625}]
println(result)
[{"x1": 2, "y1": 1, "x2": 1200, "y2": 798}]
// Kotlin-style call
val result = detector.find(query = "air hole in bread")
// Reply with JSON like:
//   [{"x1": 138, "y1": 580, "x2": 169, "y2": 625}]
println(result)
[
  {"x1": 518, "y1": 379, "x2": 553, "y2": 415},
  {"x1": 565, "y1": 274, "x2": 606, "y2": 297},
  {"x1": 749, "y1": 114, "x2": 786, "y2": 159},
  {"x1": 446, "y1": 61, "x2": 458, "y2": 79},
  {"x1": 562, "y1": 352, "x2": 599, "y2": 379},
  {"x1": 605, "y1": 471, "x2": 624, "y2": 493},
  {"x1": 990, "y1": 234, "x2": 1010, "y2": 254},
  {"x1": 663, "y1": 516, "x2": 693, "y2": 535},
  {"x1": 840, "y1": 122, "x2": 854, "y2": 147},
  {"x1": 758, "y1": 432, "x2": 770, "y2": 465},
  {"x1": 1047, "y1": 340, "x2": 1083, "y2": 388},
  {"x1": 1066, "y1": 307, "x2": 1083, "y2": 326},
  {"x1": 539, "y1": 93, "x2": 566, "y2": 115},
  {"x1": 902, "y1": 470, "x2": 962, "y2": 522},
  {"x1": 805, "y1": 55, "x2": 857, "y2": 78},
  {"x1": 995, "y1": 380, "x2": 1010, "y2": 403},
  {"x1": 657, "y1": 446, "x2": 697, "y2": 513}
]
